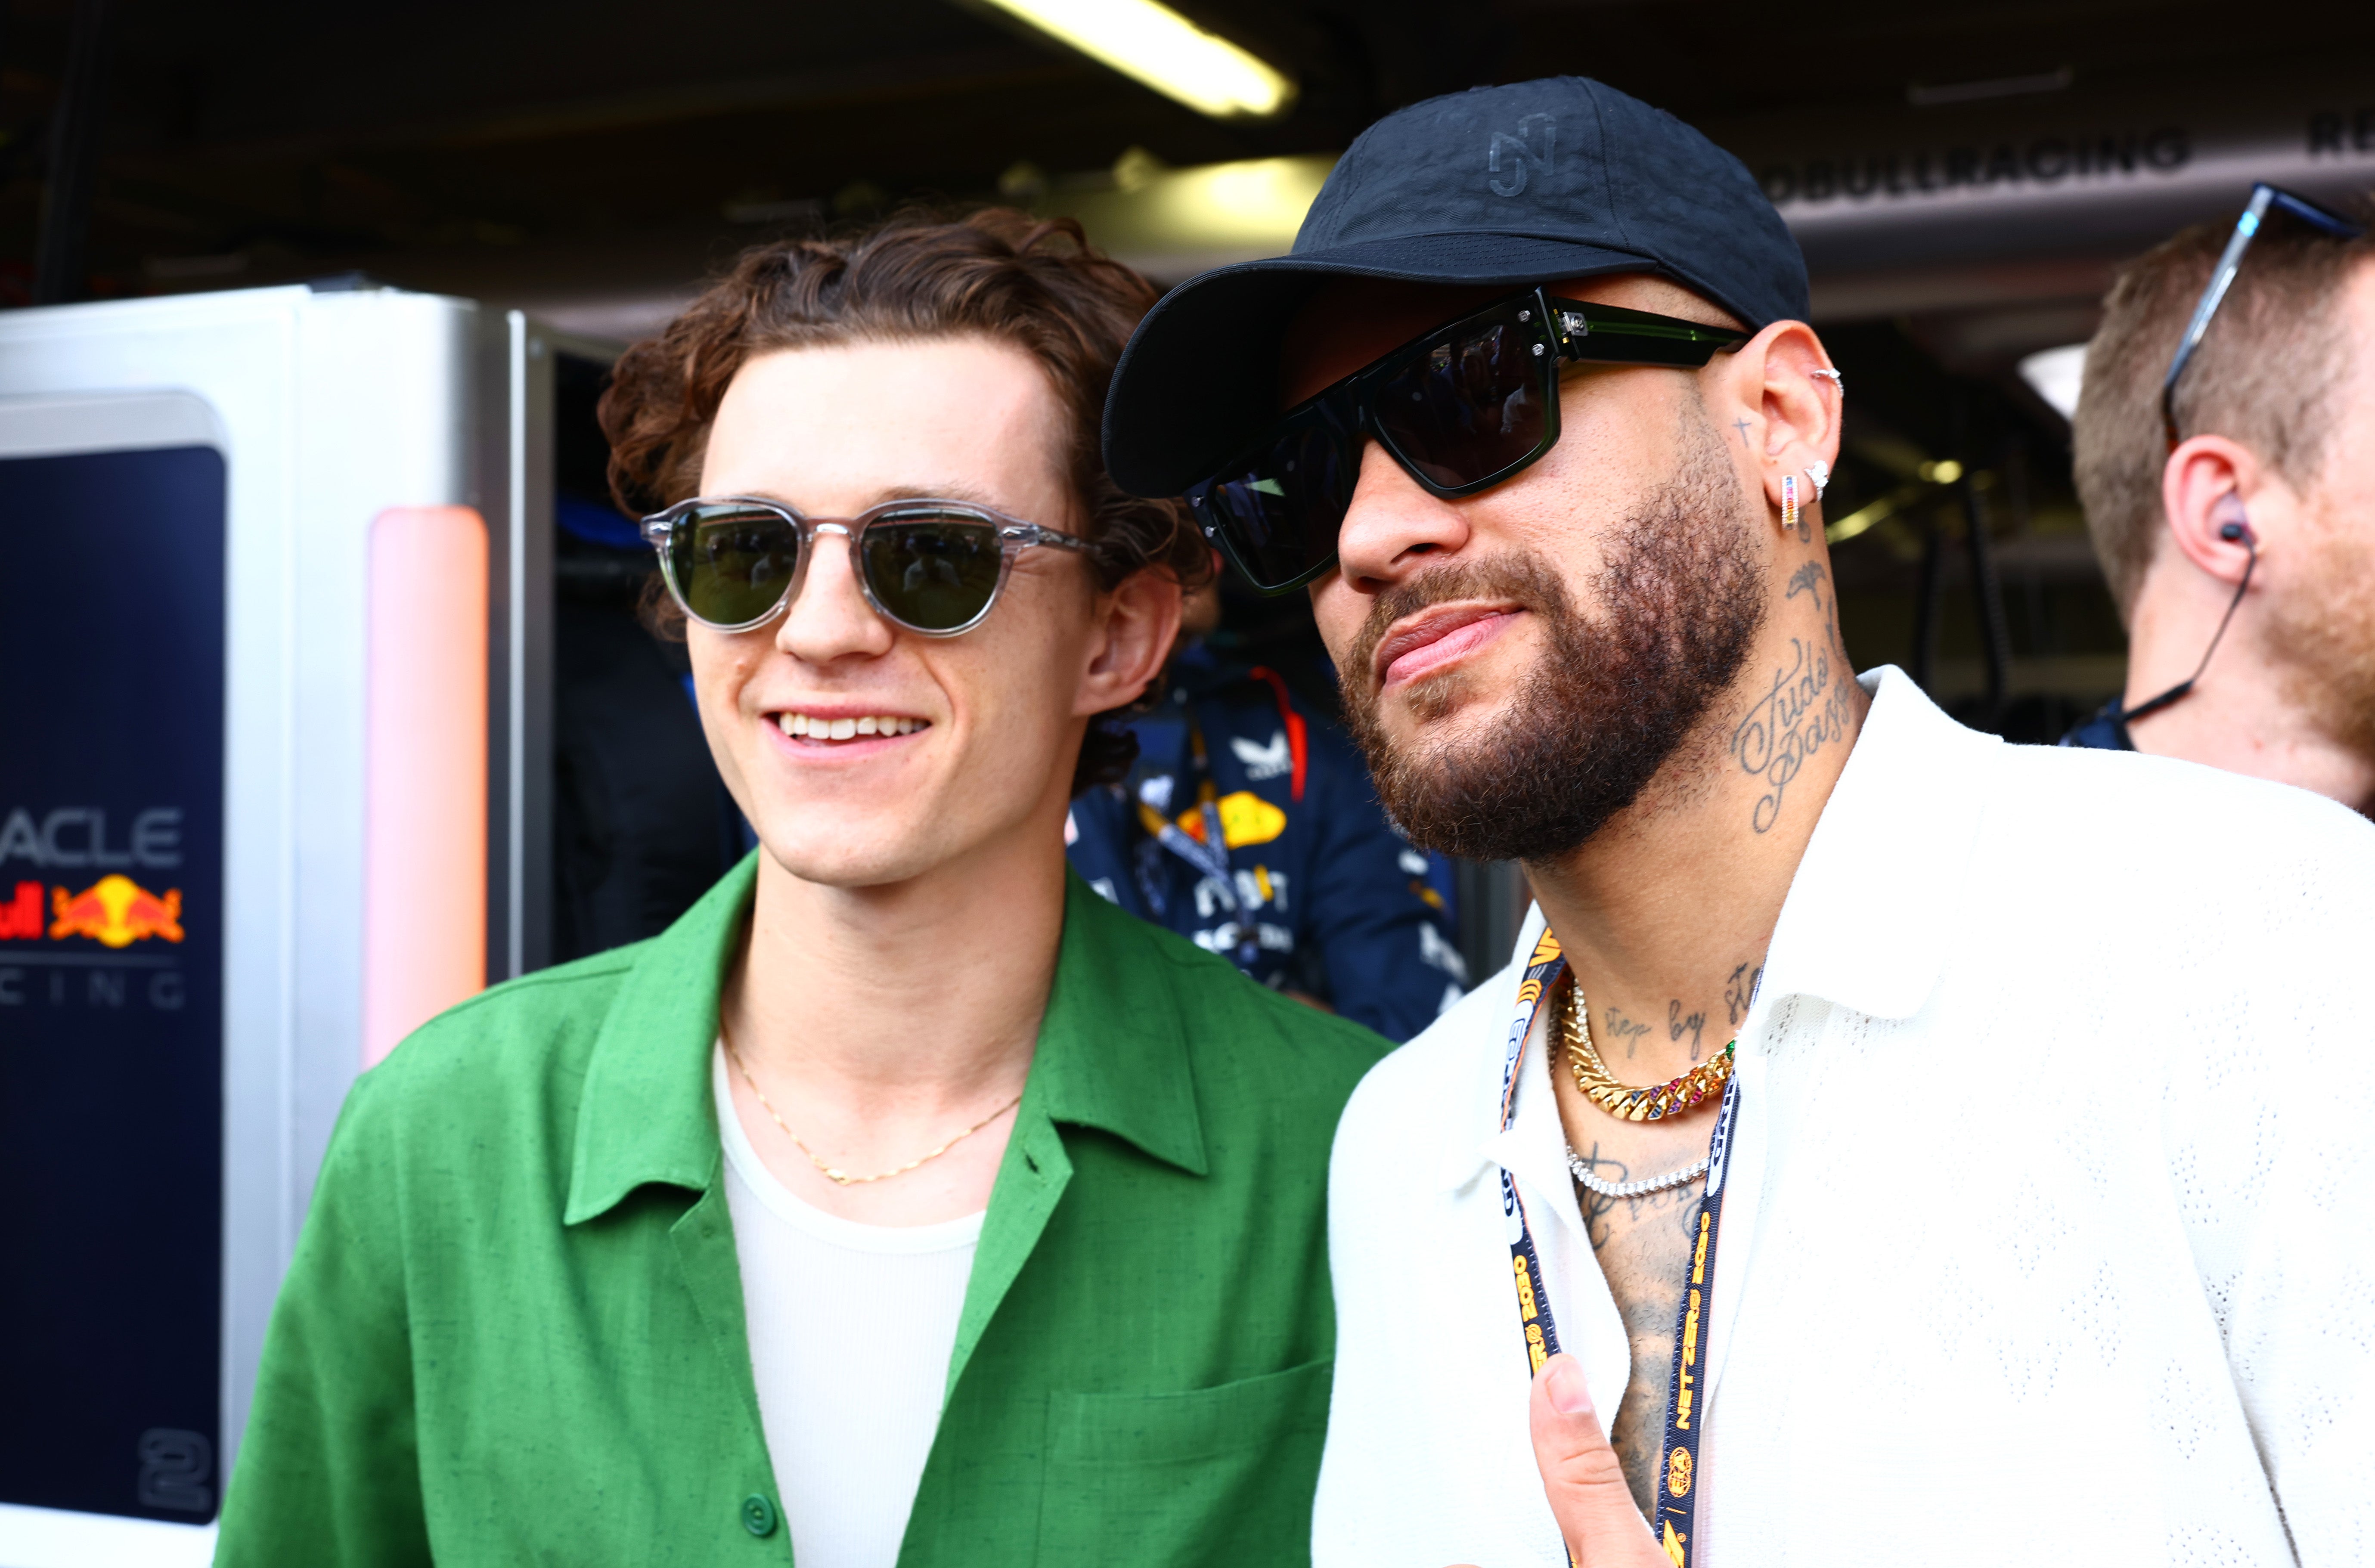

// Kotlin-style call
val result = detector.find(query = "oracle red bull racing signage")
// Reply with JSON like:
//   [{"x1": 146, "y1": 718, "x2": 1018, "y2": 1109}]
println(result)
[
  {"x1": 2, "y1": 808, "x2": 190, "y2": 977},
  {"x1": 0, "y1": 440, "x2": 227, "y2": 1526}
]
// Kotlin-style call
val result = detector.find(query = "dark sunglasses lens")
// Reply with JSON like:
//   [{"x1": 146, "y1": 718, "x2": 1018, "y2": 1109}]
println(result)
[
  {"x1": 1374, "y1": 307, "x2": 1549, "y2": 491},
  {"x1": 1192, "y1": 412, "x2": 1357, "y2": 592},
  {"x1": 671, "y1": 504, "x2": 802, "y2": 626},
  {"x1": 859, "y1": 518, "x2": 1004, "y2": 630}
]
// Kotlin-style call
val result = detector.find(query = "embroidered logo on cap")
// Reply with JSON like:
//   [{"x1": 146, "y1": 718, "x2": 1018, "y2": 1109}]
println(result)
[{"x1": 1488, "y1": 112, "x2": 1557, "y2": 198}]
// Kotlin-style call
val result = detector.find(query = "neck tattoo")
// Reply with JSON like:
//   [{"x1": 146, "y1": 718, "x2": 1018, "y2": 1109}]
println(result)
[
  {"x1": 1557, "y1": 977, "x2": 1732, "y2": 1197},
  {"x1": 1559, "y1": 977, "x2": 1735, "y2": 1123}
]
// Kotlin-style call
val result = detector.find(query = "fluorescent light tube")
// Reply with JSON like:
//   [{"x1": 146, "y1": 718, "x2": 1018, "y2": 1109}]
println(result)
[{"x1": 980, "y1": 0, "x2": 1294, "y2": 120}]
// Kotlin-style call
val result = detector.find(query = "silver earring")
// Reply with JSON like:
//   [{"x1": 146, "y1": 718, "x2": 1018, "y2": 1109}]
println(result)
[
  {"x1": 1811, "y1": 368, "x2": 1844, "y2": 390},
  {"x1": 1780, "y1": 473, "x2": 1800, "y2": 539},
  {"x1": 1803, "y1": 459, "x2": 1830, "y2": 500}
]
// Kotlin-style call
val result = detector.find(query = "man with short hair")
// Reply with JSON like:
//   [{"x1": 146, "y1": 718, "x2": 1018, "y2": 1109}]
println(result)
[
  {"x1": 217, "y1": 212, "x2": 1383, "y2": 1568},
  {"x1": 1104, "y1": 77, "x2": 2375, "y2": 1567},
  {"x1": 2063, "y1": 186, "x2": 2375, "y2": 815}
]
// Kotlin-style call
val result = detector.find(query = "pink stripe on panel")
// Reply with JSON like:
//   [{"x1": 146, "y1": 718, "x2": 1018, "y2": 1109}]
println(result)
[{"x1": 363, "y1": 506, "x2": 489, "y2": 1066}]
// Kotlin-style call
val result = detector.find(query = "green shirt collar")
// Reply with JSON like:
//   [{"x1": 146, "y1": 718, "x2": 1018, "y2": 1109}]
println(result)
[
  {"x1": 564, "y1": 858, "x2": 1206, "y2": 1225},
  {"x1": 1029, "y1": 871, "x2": 1210, "y2": 1178}
]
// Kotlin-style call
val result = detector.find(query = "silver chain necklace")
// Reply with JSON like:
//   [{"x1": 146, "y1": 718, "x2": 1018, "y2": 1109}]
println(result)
[{"x1": 1565, "y1": 1143, "x2": 1711, "y2": 1199}]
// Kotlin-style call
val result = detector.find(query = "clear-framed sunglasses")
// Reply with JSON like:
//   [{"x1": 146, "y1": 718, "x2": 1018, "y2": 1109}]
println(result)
[{"x1": 639, "y1": 496, "x2": 1090, "y2": 636}]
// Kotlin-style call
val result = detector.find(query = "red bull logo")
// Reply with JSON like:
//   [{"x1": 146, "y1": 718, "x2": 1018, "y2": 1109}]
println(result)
[{"x1": 50, "y1": 874, "x2": 185, "y2": 948}]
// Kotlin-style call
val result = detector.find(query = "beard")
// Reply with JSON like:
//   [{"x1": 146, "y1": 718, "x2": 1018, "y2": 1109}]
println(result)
[
  {"x1": 1340, "y1": 415, "x2": 1766, "y2": 863},
  {"x1": 2267, "y1": 509, "x2": 2375, "y2": 762}
]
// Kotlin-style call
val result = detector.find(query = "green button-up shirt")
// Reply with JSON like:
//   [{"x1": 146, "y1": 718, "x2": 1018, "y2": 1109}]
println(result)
[{"x1": 216, "y1": 861, "x2": 1386, "y2": 1567}]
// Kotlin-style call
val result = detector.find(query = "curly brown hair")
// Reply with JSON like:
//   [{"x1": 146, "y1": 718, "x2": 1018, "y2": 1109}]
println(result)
[{"x1": 599, "y1": 208, "x2": 1207, "y2": 794}]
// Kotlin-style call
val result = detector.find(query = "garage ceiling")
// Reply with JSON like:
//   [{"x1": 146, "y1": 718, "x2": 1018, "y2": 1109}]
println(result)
[{"x1": 3, "y1": 0, "x2": 2369, "y2": 328}]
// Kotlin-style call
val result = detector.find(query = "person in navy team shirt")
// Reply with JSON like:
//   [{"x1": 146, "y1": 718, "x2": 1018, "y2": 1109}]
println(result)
[{"x1": 1067, "y1": 578, "x2": 1467, "y2": 1042}]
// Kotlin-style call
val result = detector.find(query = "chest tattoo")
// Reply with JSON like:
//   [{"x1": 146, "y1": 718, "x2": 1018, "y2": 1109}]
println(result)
[{"x1": 1573, "y1": 1143, "x2": 1705, "y2": 1518}]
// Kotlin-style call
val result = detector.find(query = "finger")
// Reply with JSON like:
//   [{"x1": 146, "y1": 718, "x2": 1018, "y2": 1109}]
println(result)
[{"x1": 1529, "y1": 1355, "x2": 1672, "y2": 1568}]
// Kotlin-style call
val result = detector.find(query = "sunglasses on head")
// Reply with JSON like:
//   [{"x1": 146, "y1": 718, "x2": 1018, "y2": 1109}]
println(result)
[
  {"x1": 640, "y1": 496, "x2": 1089, "y2": 635},
  {"x1": 1185, "y1": 286, "x2": 1752, "y2": 595},
  {"x1": 2161, "y1": 182, "x2": 2366, "y2": 450}
]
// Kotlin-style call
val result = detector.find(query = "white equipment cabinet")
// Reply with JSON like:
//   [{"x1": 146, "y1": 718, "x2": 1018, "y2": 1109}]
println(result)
[{"x1": 0, "y1": 284, "x2": 558, "y2": 1566}]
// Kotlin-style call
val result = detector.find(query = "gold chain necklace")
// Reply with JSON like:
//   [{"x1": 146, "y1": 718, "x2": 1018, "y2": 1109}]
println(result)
[
  {"x1": 1558, "y1": 977, "x2": 1734, "y2": 1123},
  {"x1": 723, "y1": 1029, "x2": 1023, "y2": 1187}
]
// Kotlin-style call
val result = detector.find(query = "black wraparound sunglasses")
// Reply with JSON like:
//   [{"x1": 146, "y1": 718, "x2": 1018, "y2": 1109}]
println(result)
[
  {"x1": 1185, "y1": 286, "x2": 1751, "y2": 594},
  {"x1": 640, "y1": 496, "x2": 1089, "y2": 635},
  {"x1": 2161, "y1": 182, "x2": 2365, "y2": 450}
]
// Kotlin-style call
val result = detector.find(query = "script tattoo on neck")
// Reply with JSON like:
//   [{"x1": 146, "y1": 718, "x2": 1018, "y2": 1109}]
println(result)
[
  {"x1": 1724, "y1": 962, "x2": 1763, "y2": 1027},
  {"x1": 1728, "y1": 565, "x2": 1853, "y2": 833},
  {"x1": 1789, "y1": 560, "x2": 1854, "y2": 667},
  {"x1": 1602, "y1": 1006, "x2": 1653, "y2": 1060},
  {"x1": 1667, "y1": 1000, "x2": 1706, "y2": 1060}
]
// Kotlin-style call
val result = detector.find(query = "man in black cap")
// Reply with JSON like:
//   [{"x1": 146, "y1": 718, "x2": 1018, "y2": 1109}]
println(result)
[{"x1": 1106, "y1": 76, "x2": 2375, "y2": 1568}]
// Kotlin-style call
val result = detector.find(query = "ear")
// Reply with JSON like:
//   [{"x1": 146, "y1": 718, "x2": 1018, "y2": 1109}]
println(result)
[
  {"x1": 1075, "y1": 567, "x2": 1184, "y2": 718},
  {"x1": 1714, "y1": 320, "x2": 1844, "y2": 537},
  {"x1": 2161, "y1": 434, "x2": 2274, "y2": 586}
]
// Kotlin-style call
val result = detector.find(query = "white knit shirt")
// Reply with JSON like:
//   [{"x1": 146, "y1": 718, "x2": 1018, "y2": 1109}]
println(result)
[{"x1": 1315, "y1": 667, "x2": 2375, "y2": 1568}]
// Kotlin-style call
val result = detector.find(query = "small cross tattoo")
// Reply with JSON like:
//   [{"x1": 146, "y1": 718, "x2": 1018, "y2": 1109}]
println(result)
[{"x1": 1731, "y1": 417, "x2": 1753, "y2": 444}]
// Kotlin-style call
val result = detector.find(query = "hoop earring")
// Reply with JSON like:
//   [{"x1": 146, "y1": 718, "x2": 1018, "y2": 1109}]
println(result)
[
  {"x1": 1803, "y1": 459, "x2": 1830, "y2": 500},
  {"x1": 1780, "y1": 473, "x2": 1801, "y2": 540}
]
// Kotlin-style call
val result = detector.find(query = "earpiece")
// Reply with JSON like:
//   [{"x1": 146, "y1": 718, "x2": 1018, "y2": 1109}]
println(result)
[{"x1": 2130, "y1": 511, "x2": 2258, "y2": 728}]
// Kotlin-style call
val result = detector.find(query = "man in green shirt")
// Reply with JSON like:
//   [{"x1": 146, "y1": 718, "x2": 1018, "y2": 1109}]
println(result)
[{"x1": 216, "y1": 211, "x2": 1386, "y2": 1567}]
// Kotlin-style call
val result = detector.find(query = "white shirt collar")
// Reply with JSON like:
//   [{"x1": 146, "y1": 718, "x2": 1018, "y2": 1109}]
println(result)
[
  {"x1": 1436, "y1": 905, "x2": 1553, "y2": 1193},
  {"x1": 1752, "y1": 666, "x2": 2000, "y2": 1029}
]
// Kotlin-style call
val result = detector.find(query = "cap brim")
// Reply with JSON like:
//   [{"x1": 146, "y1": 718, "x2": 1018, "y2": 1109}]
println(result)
[{"x1": 1102, "y1": 231, "x2": 1664, "y2": 499}]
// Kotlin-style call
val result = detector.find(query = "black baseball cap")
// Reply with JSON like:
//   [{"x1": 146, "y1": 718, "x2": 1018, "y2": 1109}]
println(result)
[{"x1": 1102, "y1": 76, "x2": 1808, "y2": 499}]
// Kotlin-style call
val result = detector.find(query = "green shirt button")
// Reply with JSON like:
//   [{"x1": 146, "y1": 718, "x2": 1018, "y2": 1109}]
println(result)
[{"x1": 740, "y1": 1493, "x2": 778, "y2": 1538}]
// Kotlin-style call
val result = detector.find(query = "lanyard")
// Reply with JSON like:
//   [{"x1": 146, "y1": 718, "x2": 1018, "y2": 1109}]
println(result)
[
  {"x1": 1650, "y1": 1072, "x2": 1738, "y2": 1565},
  {"x1": 1494, "y1": 927, "x2": 1742, "y2": 1568},
  {"x1": 1135, "y1": 715, "x2": 1235, "y2": 891},
  {"x1": 1139, "y1": 789, "x2": 1236, "y2": 893}
]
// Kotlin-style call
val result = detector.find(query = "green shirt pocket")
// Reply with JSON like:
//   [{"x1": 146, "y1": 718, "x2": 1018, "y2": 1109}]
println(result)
[{"x1": 1042, "y1": 1357, "x2": 1333, "y2": 1567}]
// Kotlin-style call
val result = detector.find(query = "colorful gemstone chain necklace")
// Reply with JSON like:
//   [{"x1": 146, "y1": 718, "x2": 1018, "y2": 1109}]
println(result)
[
  {"x1": 1558, "y1": 976, "x2": 1735, "y2": 1123},
  {"x1": 1557, "y1": 978, "x2": 1736, "y2": 1198}
]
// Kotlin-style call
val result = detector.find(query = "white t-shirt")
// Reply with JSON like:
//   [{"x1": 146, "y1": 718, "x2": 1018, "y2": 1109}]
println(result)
[{"x1": 713, "y1": 1047, "x2": 983, "y2": 1568}]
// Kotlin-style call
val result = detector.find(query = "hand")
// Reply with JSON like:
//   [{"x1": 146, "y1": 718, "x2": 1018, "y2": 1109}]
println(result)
[{"x1": 1528, "y1": 1354, "x2": 1674, "y2": 1568}]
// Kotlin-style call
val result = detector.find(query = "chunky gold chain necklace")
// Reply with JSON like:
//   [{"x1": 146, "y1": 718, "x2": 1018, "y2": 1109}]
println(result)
[
  {"x1": 1558, "y1": 977, "x2": 1734, "y2": 1123},
  {"x1": 723, "y1": 1029, "x2": 1023, "y2": 1187}
]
